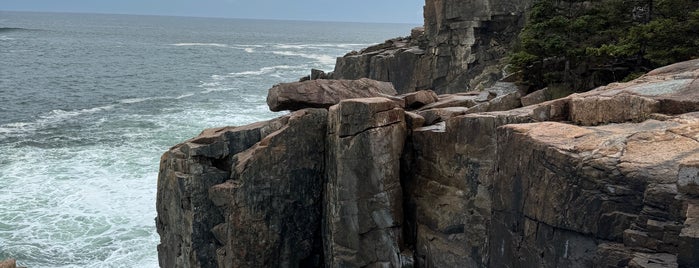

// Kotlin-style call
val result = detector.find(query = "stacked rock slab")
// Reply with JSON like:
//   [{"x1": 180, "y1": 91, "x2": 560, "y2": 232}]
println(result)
[
  {"x1": 331, "y1": 0, "x2": 533, "y2": 94},
  {"x1": 267, "y1": 78, "x2": 397, "y2": 112}
]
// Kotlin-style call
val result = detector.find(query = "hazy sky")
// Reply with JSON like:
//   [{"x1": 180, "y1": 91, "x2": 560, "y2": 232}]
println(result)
[{"x1": 0, "y1": 0, "x2": 425, "y2": 24}]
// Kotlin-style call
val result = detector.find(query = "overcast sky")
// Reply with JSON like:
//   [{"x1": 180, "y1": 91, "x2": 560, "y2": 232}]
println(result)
[{"x1": 0, "y1": 0, "x2": 425, "y2": 24}]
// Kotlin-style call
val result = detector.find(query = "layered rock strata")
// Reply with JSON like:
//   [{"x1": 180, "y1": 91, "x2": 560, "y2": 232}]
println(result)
[
  {"x1": 330, "y1": 0, "x2": 533, "y2": 94},
  {"x1": 157, "y1": 60, "x2": 699, "y2": 267}
]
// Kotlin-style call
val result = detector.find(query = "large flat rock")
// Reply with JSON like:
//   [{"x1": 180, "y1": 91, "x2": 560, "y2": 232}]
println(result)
[{"x1": 266, "y1": 78, "x2": 397, "y2": 112}]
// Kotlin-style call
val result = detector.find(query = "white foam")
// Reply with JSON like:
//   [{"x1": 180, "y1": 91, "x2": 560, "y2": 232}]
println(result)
[
  {"x1": 244, "y1": 48, "x2": 255, "y2": 53},
  {"x1": 0, "y1": 35, "x2": 15, "y2": 41},
  {"x1": 175, "y1": 93, "x2": 194, "y2": 99},
  {"x1": 213, "y1": 65, "x2": 305, "y2": 78},
  {"x1": 0, "y1": 105, "x2": 115, "y2": 136},
  {"x1": 170, "y1": 43, "x2": 228, "y2": 48},
  {"x1": 119, "y1": 98, "x2": 152, "y2": 104},
  {"x1": 271, "y1": 51, "x2": 336, "y2": 65},
  {"x1": 275, "y1": 43, "x2": 373, "y2": 50}
]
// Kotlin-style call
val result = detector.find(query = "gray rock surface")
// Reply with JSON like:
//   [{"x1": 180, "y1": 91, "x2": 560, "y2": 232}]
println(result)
[
  {"x1": 266, "y1": 78, "x2": 397, "y2": 112},
  {"x1": 330, "y1": 0, "x2": 533, "y2": 94},
  {"x1": 156, "y1": 0, "x2": 699, "y2": 263},
  {"x1": 157, "y1": 59, "x2": 699, "y2": 268},
  {"x1": 208, "y1": 109, "x2": 327, "y2": 267},
  {"x1": 156, "y1": 109, "x2": 327, "y2": 268},
  {"x1": 324, "y1": 97, "x2": 407, "y2": 267}
]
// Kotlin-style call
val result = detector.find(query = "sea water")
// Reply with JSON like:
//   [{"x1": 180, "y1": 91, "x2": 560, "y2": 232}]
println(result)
[{"x1": 0, "y1": 11, "x2": 415, "y2": 267}]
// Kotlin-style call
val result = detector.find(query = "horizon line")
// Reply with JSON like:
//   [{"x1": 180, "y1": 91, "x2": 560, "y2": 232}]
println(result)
[{"x1": 0, "y1": 9, "x2": 424, "y2": 25}]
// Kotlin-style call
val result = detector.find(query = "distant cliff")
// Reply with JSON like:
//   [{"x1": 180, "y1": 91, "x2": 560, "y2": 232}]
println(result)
[
  {"x1": 331, "y1": 0, "x2": 533, "y2": 94},
  {"x1": 155, "y1": 0, "x2": 699, "y2": 267}
]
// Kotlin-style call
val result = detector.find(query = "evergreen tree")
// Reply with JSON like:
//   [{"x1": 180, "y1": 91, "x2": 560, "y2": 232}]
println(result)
[{"x1": 510, "y1": 0, "x2": 699, "y2": 92}]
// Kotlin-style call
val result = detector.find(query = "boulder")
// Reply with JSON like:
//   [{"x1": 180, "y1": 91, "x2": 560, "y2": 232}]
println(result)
[
  {"x1": 567, "y1": 59, "x2": 699, "y2": 125},
  {"x1": 266, "y1": 78, "x2": 397, "y2": 112},
  {"x1": 310, "y1": 69, "x2": 327, "y2": 80},
  {"x1": 521, "y1": 87, "x2": 551, "y2": 106},
  {"x1": 399, "y1": 90, "x2": 439, "y2": 109}
]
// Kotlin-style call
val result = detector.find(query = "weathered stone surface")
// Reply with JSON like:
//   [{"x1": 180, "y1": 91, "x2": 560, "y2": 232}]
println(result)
[
  {"x1": 266, "y1": 78, "x2": 397, "y2": 112},
  {"x1": 331, "y1": 0, "x2": 533, "y2": 94},
  {"x1": 492, "y1": 116, "x2": 699, "y2": 267},
  {"x1": 679, "y1": 162, "x2": 699, "y2": 196},
  {"x1": 679, "y1": 201, "x2": 699, "y2": 267},
  {"x1": 568, "y1": 59, "x2": 699, "y2": 125},
  {"x1": 311, "y1": 69, "x2": 328, "y2": 80},
  {"x1": 324, "y1": 97, "x2": 407, "y2": 267},
  {"x1": 521, "y1": 87, "x2": 552, "y2": 106},
  {"x1": 156, "y1": 119, "x2": 285, "y2": 268},
  {"x1": 404, "y1": 111, "x2": 425, "y2": 129},
  {"x1": 629, "y1": 253, "x2": 678, "y2": 268},
  {"x1": 208, "y1": 109, "x2": 327, "y2": 267},
  {"x1": 0, "y1": 259, "x2": 15, "y2": 268},
  {"x1": 403, "y1": 111, "x2": 533, "y2": 267},
  {"x1": 156, "y1": 109, "x2": 327, "y2": 268},
  {"x1": 414, "y1": 82, "x2": 523, "y2": 125},
  {"x1": 399, "y1": 90, "x2": 439, "y2": 109}
]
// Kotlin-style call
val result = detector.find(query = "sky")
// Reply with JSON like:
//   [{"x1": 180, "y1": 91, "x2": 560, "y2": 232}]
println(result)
[{"x1": 0, "y1": 0, "x2": 425, "y2": 24}]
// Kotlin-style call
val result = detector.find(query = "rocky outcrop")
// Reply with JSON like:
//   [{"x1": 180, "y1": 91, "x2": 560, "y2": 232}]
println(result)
[
  {"x1": 330, "y1": 0, "x2": 533, "y2": 94},
  {"x1": 156, "y1": 110, "x2": 328, "y2": 267},
  {"x1": 157, "y1": 59, "x2": 699, "y2": 267},
  {"x1": 266, "y1": 78, "x2": 397, "y2": 112},
  {"x1": 0, "y1": 259, "x2": 16, "y2": 268}
]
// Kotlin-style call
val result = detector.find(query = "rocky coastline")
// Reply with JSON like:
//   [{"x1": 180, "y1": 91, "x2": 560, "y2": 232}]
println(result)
[{"x1": 156, "y1": 0, "x2": 699, "y2": 267}]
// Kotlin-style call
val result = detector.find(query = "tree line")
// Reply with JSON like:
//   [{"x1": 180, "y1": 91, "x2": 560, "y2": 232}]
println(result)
[{"x1": 509, "y1": 0, "x2": 699, "y2": 92}]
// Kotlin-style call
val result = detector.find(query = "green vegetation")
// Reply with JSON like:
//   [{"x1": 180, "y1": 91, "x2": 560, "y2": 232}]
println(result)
[{"x1": 510, "y1": 0, "x2": 699, "y2": 92}]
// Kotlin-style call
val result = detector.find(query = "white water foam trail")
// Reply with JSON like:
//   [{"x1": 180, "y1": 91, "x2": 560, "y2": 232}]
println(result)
[
  {"x1": 170, "y1": 42, "x2": 228, "y2": 48},
  {"x1": 0, "y1": 92, "x2": 200, "y2": 137},
  {"x1": 0, "y1": 105, "x2": 116, "y2": 136},
  {"x1": 209, "y1": 65, "x2": 307, "y2": 80},
  {"x1": 274, "y1": 43, "x2": 373, "y2": 49},
  {"x1": 271, "y1": 51, "x2": 336, "y2": 65},
  {"x1": 170, "y1": 43, "x2": 260, "y2": 53}
]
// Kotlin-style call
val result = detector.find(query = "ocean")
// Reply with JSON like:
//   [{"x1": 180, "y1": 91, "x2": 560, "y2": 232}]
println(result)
[{"x1": 0, "y1": 11, "x2": 415, "y2": 267}]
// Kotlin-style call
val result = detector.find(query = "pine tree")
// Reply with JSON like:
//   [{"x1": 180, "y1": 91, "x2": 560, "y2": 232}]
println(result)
[{"x1": 510, "y1": 0, "x2": 699, "y2": 92}]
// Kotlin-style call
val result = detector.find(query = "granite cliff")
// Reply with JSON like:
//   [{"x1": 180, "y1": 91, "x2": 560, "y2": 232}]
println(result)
[
  {"x1": 156, "y1": 0, "x2": 699, "y2": 267},
  {"x1": 330, "y1": 0, "x2": 532, "y2": 94}
]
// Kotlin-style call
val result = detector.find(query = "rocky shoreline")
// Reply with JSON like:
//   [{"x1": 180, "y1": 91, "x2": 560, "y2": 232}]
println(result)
[{"x1": 155, "y1": 0, "x2": 699, "y2": 267}]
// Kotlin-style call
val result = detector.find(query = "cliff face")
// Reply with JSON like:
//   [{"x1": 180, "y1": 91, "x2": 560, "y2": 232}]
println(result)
[
  {"x1": 331, "y1": 0, "x2": 532, "y2": 94},
  {"x1": 157, "y1": 59, "x2": 699, "y2": 267},
  {"x1": 156, "y1": 0, "x2": 699, "y2": 267}
]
